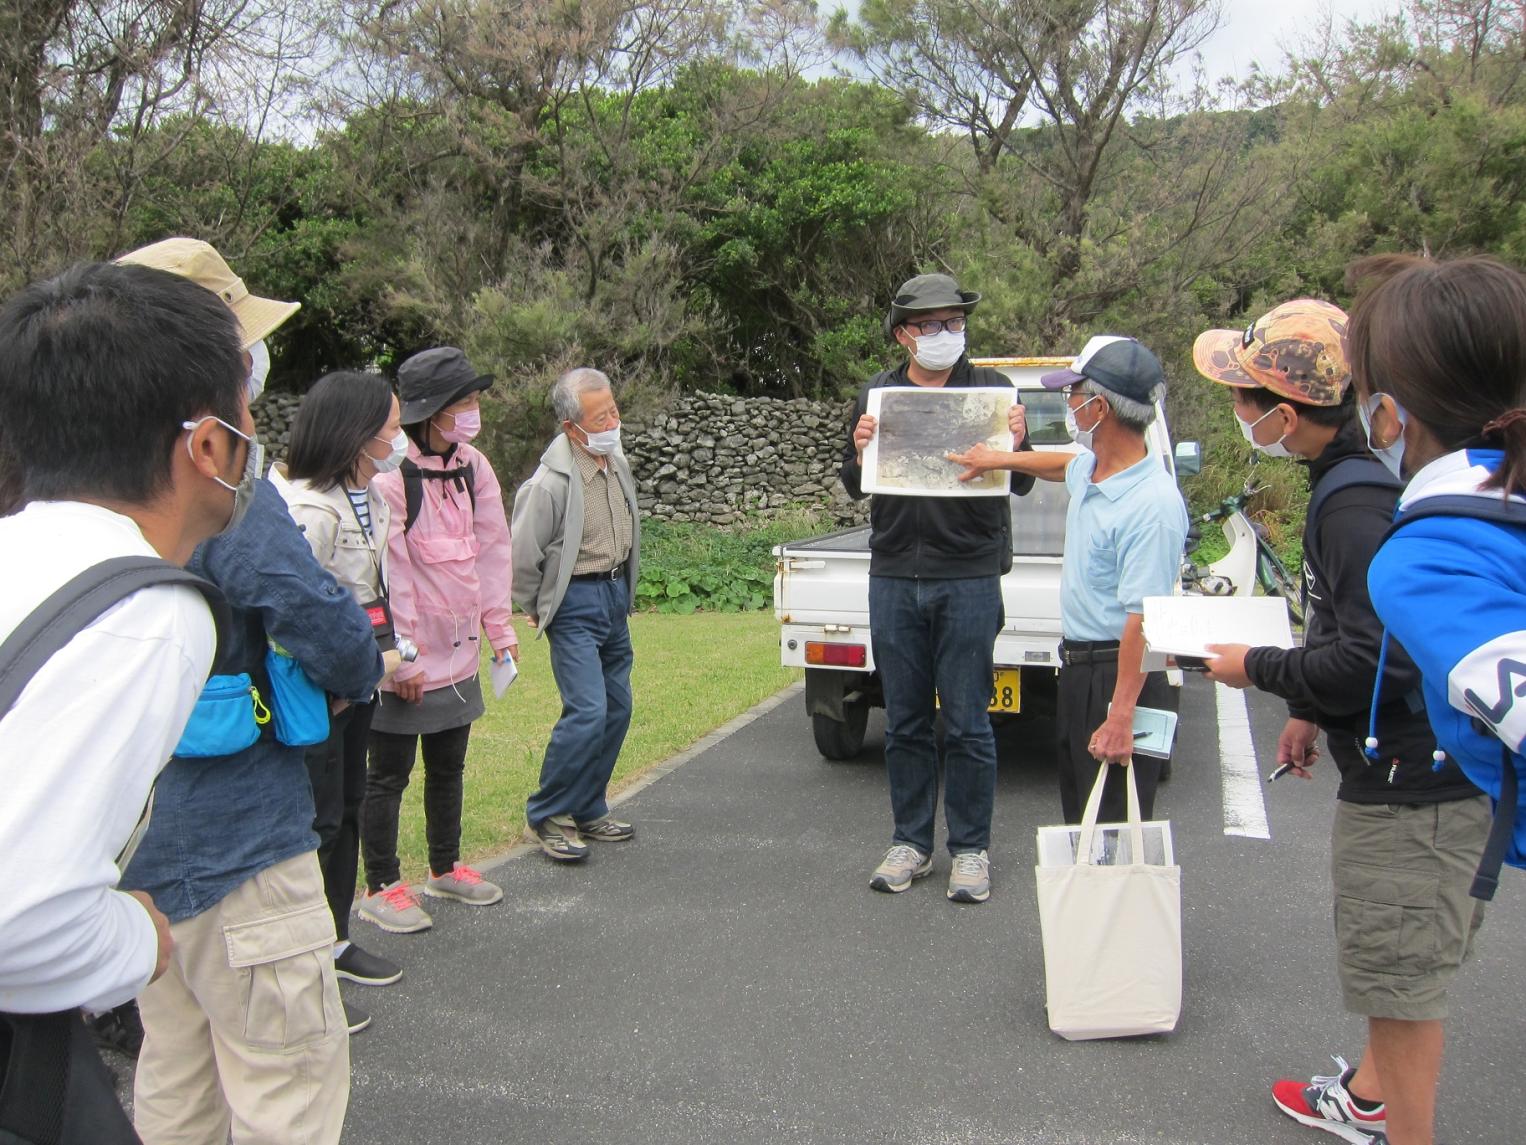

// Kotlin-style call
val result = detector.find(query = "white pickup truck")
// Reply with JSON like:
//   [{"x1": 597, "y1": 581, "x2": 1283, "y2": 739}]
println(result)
[{"x1": 773, "y1": 357, "x2": 1199, "y2": 760}]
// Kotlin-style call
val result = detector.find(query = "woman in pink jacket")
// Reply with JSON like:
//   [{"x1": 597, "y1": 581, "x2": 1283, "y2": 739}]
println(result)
[{"x1": 357, "y1": 348, "x2": 518, "y2": 935}]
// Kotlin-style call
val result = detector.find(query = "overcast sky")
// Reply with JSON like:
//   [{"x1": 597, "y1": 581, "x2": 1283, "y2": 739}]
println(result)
[
  {"x1": 1199, "y1": 0, "x2": 1397, "y2": 83},
  {"x1": 821, "y1": 1, "x2": 1404, "y2": 88}
]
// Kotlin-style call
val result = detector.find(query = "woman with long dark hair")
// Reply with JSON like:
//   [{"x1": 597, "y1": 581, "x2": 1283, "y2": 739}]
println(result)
[
  {"x1": 273, "y1": 370, "x2": 407, "y2": 1029},
  {"x1": 1345, "y1": 253, "x2": 1526, "y2": 1145}
]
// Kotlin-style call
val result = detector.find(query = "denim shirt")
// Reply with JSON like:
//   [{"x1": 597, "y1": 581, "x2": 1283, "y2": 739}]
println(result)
[{"x1": 123, "y1": 479, "x2": 383, "y2": 923}]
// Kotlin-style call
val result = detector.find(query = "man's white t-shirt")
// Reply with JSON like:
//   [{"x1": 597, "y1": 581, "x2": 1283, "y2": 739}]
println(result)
[{"x1": 0, "y1": 501, "x2": 215, "y2": 1014}]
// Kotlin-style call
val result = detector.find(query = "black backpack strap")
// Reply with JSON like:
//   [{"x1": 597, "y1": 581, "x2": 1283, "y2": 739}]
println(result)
[
  {"x1": 0, "y1": 556, "x2": 230, "y2": 719},
  {"x1": 1472, "y1": 744, "x2": 1520, "y2": 901},
  {"x1": 1385, "y1": 493, "x2": 1526, "y2": 538},
  {"x1": 1304, "y1": 456, "x2": 1402, "y2": 576},
  {"x1": 401, "y1": 459, "x2": 423, "y2": 534},
  {"x1": 401, "y1": 459, "x2": 475, "y2": 533}
]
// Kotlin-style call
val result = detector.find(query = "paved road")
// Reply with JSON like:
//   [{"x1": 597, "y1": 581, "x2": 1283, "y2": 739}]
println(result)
[{"x1": 342, "y1": 676, "x2": 1524, "y2": 1144}]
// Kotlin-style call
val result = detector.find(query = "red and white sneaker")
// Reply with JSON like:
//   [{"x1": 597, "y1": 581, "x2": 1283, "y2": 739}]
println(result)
[{"x1": 1272, "y1": 1055, "x2": 1388, "y2": 1144}]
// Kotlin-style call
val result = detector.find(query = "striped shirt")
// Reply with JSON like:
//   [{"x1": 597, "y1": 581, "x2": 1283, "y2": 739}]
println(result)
[
  {"x1": 570, "y1": 445, "x2": 633, "y2": 574},
  {"x1": 346, "y1": 488, "x2": 373, "y2": 538}
]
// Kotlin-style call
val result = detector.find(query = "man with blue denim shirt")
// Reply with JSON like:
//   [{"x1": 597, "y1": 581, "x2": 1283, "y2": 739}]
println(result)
[
  {"x1": 841, "y1": 273, "x2": 1035, "y2": 904},
  {"x1": 117, "y1": 240, "x2": 384, "y2": 1145},
  {"x1": 513, "y1": 368, "x2": 642, "y2": 863},
  {"x1": 122, "y1": 480, "x2": 383, "y2": 1144},
  {"x1": 952, "y1": 336, "x2": 1187, "y2": 826}
]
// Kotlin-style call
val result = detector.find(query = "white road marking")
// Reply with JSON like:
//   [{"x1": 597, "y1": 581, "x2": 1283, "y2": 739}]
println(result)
[{"x1": 1215, "y1": 682, "x2": 1271, "y2": 839}]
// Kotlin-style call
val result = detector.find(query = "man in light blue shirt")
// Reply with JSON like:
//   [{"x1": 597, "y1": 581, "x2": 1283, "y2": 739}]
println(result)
[{"x1": 949, "y1": 335, "x2": 1187, "y2": 823}]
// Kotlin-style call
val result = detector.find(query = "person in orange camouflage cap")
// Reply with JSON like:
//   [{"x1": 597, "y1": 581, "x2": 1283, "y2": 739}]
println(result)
[{"x1": 1197, "y1": 299, "x2": 1488, "y2": 1145}]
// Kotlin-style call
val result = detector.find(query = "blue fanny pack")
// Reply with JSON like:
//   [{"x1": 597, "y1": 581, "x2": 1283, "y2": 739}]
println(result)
[
  {"x1": 174, "y1": 673, "x2": 267, "y2": 758},
  {"x1": 263, "y1": 645, "x2": 330, "y2": 747}
]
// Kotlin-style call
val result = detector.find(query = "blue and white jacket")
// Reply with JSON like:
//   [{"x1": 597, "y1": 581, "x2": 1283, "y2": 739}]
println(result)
[{"x1": 1368, "y1": 449, "x2": 1526, "y2": 868}]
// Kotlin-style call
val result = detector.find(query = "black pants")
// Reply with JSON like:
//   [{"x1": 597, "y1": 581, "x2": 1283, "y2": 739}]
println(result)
[
  {"x1": 361, "y1": 724, "x2": 471, "y2": 891},
  {"x1": 0, "y1": 1010, "x2": 138, "y2": 1144},
  {"x1": 304, "y1": 698, "x2": 375, "y2": 942},
  {"x1": 1056, "y1": 658, "x2": 1173, "y2": 825}
]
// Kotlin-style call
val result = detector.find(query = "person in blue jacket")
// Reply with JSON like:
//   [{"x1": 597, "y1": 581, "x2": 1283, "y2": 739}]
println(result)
[
  {"x1": 1346, "y1": 252, "x2": 1526, "y2": 1145},
  {"x1": 116, "y1": 240, "x2": 386, "y2": 1145}
]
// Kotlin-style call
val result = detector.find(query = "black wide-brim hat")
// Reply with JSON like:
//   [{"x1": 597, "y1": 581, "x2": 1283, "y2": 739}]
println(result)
[
  {"x1": 397, "y1": 347, "x2": 494, "y2": 424},
  {"x1": 883, "y1": 273, "x2": 981, "y2": 337}
]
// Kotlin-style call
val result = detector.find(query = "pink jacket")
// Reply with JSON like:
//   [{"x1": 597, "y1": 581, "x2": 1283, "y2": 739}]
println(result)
[{"x1": 374, "y1": 440, "x2": 516, "y2": 692}]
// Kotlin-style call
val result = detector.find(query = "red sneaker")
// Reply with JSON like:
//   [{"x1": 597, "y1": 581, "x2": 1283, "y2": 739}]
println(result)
[{"x1": 1272, "y1": 1056, "x2": 1387, "y2": 1144}]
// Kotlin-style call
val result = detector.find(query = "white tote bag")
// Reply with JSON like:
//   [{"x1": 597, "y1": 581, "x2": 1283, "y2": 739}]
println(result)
[{"x1": 1035, "y1": 763, "x2": 1182, "y2": 1040}]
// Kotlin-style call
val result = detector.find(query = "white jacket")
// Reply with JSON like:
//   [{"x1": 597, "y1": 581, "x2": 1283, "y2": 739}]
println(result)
[{"x1": 270, "y1": 464, "x2": 389, "y2": 605}]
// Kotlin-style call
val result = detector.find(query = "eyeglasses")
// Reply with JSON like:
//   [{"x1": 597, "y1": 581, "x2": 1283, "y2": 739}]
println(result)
[{"x1": 902, "y1": 315, "x2": 967, "y2": 336}]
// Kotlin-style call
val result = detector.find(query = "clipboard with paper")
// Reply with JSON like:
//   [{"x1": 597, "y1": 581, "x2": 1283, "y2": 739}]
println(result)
[{"x1": 1141, "y1": 595, "x2": 1295, "y2": 661}]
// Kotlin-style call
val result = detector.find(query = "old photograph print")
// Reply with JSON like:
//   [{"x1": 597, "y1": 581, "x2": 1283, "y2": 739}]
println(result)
[{"x1": 862, "y1": 386, "x2": 1016, "y2": 497}]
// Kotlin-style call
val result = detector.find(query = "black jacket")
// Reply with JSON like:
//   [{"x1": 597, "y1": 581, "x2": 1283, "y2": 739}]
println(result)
[
  {"x1": 1244, "y1": 419, "x2": 1478, "y2": 803},
  {"x1": 839, "y1": 358, "x2": 1034, "y2": 579}
]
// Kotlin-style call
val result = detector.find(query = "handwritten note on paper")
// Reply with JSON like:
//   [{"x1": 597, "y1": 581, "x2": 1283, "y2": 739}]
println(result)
[{"x1": 1141, "y1": 595, "x2": 1295, "y2": 659}]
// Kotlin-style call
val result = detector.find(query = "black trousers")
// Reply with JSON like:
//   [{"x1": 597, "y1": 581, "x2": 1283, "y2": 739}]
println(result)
[
  {"x1": 0, "y1": 1010, "x2": 138, "y2": 1144},
  {"x1": 1056, "y1": 658, "x2": 1173, "y2": 825},
  {"x1": 304, "y1": 698, "x2": 376, "y2": 942},
  {"x1": 361, "y1": 724, "x2": 472, "y2": 891}
]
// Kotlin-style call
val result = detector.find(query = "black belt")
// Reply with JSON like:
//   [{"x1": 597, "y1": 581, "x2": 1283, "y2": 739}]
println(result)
[
  {"x1": 571, "y1": 561, "x2": 627, "y2": 583},
  {"x1": 1059, "y1": 639, "x2": 1120, "y2": 666}
]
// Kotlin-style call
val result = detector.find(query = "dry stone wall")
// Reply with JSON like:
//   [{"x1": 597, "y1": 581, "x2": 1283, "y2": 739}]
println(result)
[
  {"x1": 620, "y1": 392, "x2": 868, "y2": 527},
  {"x1": 255, "y1": 389, "x2": 868, "y2": 528}
]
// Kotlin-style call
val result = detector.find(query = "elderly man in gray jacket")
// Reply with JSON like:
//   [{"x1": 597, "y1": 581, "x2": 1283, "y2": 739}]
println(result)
[{"x1": 512, "y1": 367, "x2": 642, "y2": 862}]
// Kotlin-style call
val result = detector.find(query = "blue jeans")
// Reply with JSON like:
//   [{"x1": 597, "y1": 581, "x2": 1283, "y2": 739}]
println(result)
[
  {"x1": 869, "y1": 574, "x2": 1003, "y2": 856},
  {"x1": 526, "y1": 576, "x2": 635, "y2": 826}
]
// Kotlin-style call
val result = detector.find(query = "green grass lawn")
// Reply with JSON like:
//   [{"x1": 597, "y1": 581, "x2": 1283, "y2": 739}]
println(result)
[{"x1": 392, "y1": 609, "x2": 801, "y2": 879}]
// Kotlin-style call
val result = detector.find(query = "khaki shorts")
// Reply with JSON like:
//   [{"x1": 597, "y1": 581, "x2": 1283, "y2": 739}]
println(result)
[{"x1": 1331, "y1": 796, "x2": 1491, "y2": 1021}]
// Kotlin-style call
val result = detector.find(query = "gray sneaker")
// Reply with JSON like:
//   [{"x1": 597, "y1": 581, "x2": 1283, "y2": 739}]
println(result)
[
  {"x1": 869, "y1": 844, "x2": 932, "y2": 893},
  {"x1": 358, "y1": 880, "x2": 434, "y2": 934},
  {"x1": 947, "y1": 849, "x2": 991, "y2": 903},
  {"x1": 576, "y1": 815, "x2": 634, "y2": 842},
  {"x1": 534, "y1": 814, "x2": 590, "y2": 862},
  {"x1": 424, "y1": 862, "x2": 503, "y2": 905}
]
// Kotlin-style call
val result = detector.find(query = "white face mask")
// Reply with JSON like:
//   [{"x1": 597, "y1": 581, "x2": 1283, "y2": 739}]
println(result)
[
  {"x1": 247, "y1": 340, "x2": 271, "y2": 404},
  {"x1": 1358, "y1": 392, "x2": 1408, "y2": 480},
  {"x1": 183, "y1": 415, "x2": 262, "y2": 534},
  {"x1": 1236, "y1": 404, "x2": 1294, "y2": 459},
  {"x1": 369, "y1": 429, "x2": 407, "y2": 474},
  {"x1": 1065, "y1": 395, "x2": 1101, "y2": 451},
  {"x1": 910, "y1": 330, "x2": 966, "y2": 372},
  {"x1": 579, "y1": 424, "x2": 622, "y2": 456}
]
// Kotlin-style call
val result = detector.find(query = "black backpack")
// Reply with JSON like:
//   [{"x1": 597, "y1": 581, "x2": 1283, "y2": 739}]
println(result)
[
  {"x1": 0, "y1": 555, "x2": 227, "y2": 1145},
  {"x1": 401, "y1": 458, "x2": 475, "y2": 533},
  {"x1": 1301, "y1": 455, "x2": 1403, "y2": 605},
  {"x1": 0, "y1": 556, "x2": 230, "y2": 713}
]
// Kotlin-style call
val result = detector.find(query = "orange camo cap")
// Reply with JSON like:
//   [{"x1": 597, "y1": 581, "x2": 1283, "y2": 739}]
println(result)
[{"x1": 1192, "y1": 298, "x2": 1350, "y2": 406}]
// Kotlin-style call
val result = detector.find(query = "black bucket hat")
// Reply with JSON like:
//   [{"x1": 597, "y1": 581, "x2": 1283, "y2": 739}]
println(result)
[
  {"x1": 397, "y1": 347, "x2": 494, "y2": 425},
  {"x1": 883, "y1": 273, "x2": 981, "y2": 337}
]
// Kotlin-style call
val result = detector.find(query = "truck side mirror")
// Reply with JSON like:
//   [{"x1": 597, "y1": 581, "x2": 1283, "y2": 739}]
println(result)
[{"x1": 1174, "y1": 441, "x2": 1202, "y2": 478}]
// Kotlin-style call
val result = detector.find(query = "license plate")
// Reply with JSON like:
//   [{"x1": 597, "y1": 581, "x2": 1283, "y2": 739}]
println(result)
[
  {"x1": 935, "y1": 670, "x2": 1021, "y2": 712},
  {"x1": 989, "y1": 668, "x2": 1020, "y2": 713}
]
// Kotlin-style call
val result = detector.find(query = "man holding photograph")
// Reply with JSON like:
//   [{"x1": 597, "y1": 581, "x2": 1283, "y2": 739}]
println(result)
[{"x1": 840, "y1": 273, "x2": 1033, "y2": 904}]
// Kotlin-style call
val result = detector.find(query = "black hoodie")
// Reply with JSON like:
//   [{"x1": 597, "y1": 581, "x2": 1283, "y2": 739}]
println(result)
[
  {"x1": 839, "y1": 358, "x2": 1034, "y2": 579},
  {"x1": 1244, "y1": 418, "x2": 1479, "y2": 803}
]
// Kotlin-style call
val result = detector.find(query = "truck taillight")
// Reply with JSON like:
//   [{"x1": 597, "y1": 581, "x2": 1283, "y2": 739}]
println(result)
[{"x1": 805, "y1": 641, "x2": 866, "y2": 668}]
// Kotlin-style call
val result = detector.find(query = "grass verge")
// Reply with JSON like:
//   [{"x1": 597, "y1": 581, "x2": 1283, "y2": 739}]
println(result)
[{"x1": 393, "y1": 609, "x2": 801, "y2": 879}]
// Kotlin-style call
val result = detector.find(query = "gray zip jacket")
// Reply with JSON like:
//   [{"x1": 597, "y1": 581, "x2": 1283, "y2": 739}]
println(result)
[{"x1": 511, "y1": 433, "x2": 641, "y2": 633}]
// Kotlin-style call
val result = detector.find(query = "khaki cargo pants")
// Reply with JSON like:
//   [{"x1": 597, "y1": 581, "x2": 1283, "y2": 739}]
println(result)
[{"x1": 134, "y1": 852, "x2": 349, "y2": 1145}]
